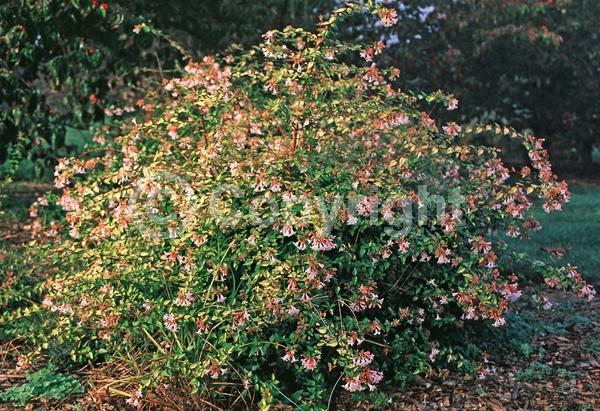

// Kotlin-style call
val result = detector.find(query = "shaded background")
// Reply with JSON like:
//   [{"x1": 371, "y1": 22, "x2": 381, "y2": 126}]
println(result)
[{"x1": 1, "y1": 0, "x2": 599, "y2": 181}]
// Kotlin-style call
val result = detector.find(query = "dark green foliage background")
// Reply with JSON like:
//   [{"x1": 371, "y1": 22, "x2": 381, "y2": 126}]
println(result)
[
  {"x1": 1, "y1": 0, "x2": 598, "y2": 179},
  {"x1": 0, "y1": 0, "x2": 336, "y2": 180}
]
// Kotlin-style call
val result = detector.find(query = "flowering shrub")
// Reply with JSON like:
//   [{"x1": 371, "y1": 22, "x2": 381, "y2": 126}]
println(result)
[{"x1": 4, "y1": 1, "x2": 595, "y2": 408}]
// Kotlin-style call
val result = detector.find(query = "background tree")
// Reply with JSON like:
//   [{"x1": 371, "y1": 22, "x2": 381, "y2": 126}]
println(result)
[
  {"x1": 379, "y1": 0, "x2": 600, "y2": 170},
  {"x1": 1, "y1": 0, "x2": 335, "y2": 180}
]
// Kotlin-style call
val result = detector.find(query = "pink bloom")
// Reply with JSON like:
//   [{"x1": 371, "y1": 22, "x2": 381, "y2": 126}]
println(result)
[
  {"x1": 478, "y1": 367, "x2": 494, "y2": 380},
  {"x1": 288, "y1": 305, "x2": 300, "y2": 316},
  {"x1": 506, "y1": 225, "x2": 521, "y2": 237},
  {"x1": 282, "y1": 191, "x2": 296, "y2": 202},
  {"x1": 204, "y1": 362, "x2": 227, "y2": 379},
  {"x1": 353, "y1": 351, "x2": 375, "y2": 367},
  {"x1": 579, "y1": 283, "x2": 596, "y2": 301},
  {"x1": 347, "y1": 331, "x2": 364, "y2": 346},
  {"x1": 349, "y1": 285, "x2": 384, "y2": 312},
  {"x1": 342, "y1": 376, "x2": 364, "y2": 392},
  {"x1": 492, "y1": 317, "x2": 506, "y2": 327},
  {"x1": 294, "y1": 239, "x2": 307, "y2": 250},
  {"x1": 462, "y1": 306, "x2": 479, "y2": 320},
  {"x1": 168, "y1": 125, "x2": 179, "y2": 139},
  {"x1": 363, "y1": 63, "x2": 381, "y2": 83},
  {"x1": 500, "y1": 283, "x2": 522, "y2": 302},
  {"x1": 262, "y1": 30, "x2": 276, "y2": 44},
  {"x1": 282, "y1": 222, "x2": 295, "y2": 237},
  {"x1": 360, "y1": 369, "x2": 384, "y2": 391},
  {"x1": 301, "y1": 356, "x2": 317, "y2": 371},
  {"x1": 443, "y1": 122, "x2": 462, "y2": 136},
  {"x1": 282, "y1": 348, "x2": 297, "y2": 363},
  {"x1": 310, "y1": 236, "x2": 336, "y2": 251},
  {"x1": 163, "y1": 313, "x2": 178, "y2": 332},
  {"x1": 389, "y1": 112, "x2": 410, "y2": 126},
  {"x1": 434, "y1": 243, "x2": 451, "y2": 264},
  {"x1": 270, "y1": 180, "x2": 281, "y2": 192},
  {"x1": 368, "y1": 321, "x2": 381, "y2": 335},
  {"x1": 163, "y1": 249, "x2": 180, "y2": 262},
  {"x1": 397, "y1": 237, "x2": 410, "y2": 253},
  {"x1": 378, "y1": 8, "x2": 398, "y2": 27},
  {"x1": 470, "y1": 236, "x2": 492, "y2": 254},
  {"x1": 174, "y1": 291, "x2": 195, "y2": 307},
  {"x1": 447, "y1": 98, "x2": 459, "y2": 111},
  {"x1": 232, "y1": 310, "x2": 250, "y2": 330},
  {"x1": 125, "y1": 388, "x2": 143, "y2": 407}
]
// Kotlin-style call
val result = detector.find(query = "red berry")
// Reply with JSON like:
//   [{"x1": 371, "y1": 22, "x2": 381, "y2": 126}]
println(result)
[{"x1": 101, "y1": 2, "x2": 108, "y2": 10}]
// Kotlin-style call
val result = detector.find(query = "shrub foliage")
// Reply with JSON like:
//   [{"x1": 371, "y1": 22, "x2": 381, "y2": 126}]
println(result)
[{"x1": 2, "y1": 1, "x2": 595, "y2": 408}]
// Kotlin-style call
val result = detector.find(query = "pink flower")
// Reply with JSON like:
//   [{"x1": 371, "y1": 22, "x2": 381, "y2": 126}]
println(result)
[
  {"x1": 232, "y1": 310, "x2": 250, "y2": 330},
  {"x1": 500, "y1": 283, "x2": 522, "y2": 302},
  {"x1": 579, "y1": 283, "x2": 596, "y2": 301},
  {"x1": 397, "y1": 237, "x2": 410, "y2": 253},
  {"x1": 282, "y1": 191, "x2": 296, "y2": 202},
  {"x1": 342, "y1": 376, "x2": 364, "y2": 392},
  {"x1": 163, "y1": 250, "x2": 180, "y2": 262},
  {"x1": 478, "y1": 367, "x2": 494, "y2": 380},
  {"x1": 288, "y1": 305, "x2": 300, "y2": 316},
  {"x1": 282, "y1": 222, "x2": 295, "y2": 237},
  {"x1": 270, "y1": 180, "x2": 282, "y2": 192},
  {"x1": 294, "y1": 239, "x2": 307, "y2": 250},
  {"x1": 506, "y1": 225, "x2": 521, "y2": 237},
  {"x1": 57, "y1": 191, "x2": 80, "y2": 212},
  {"x1": 492, "y1": 317, "x2": 506, "y2": 327},
  {"x1": 301, "y1": 356, "x2": 317, "y2": 371},
  {"x1": 360, "y1": 369, "x2": 384, "y2": 391},
  {"x1": 368, "y1": 321, "x2": 381, "y2": 336},
  {"x1": 163, "y1": 313, "x2": 178, "y2": 332},
  {"x1": 168, "y1": 125, "x2": 179, "y2": 139},
  {"x1": 428, "y1": 347, "x2": 440, "y2": 362},
  {"x1": 347, "y1": 331, "x2": 364, "y2": 346},
  {"x1": 378, "y1": 8, "x2": 398, "y2": 27},
  {"x1": 282, "y1": 348, "x2": 297, "y2": 363},
  {"x1": 174, "y1": 291, "x2": 195, "y2": 307},
  {"x1": 360, "y1": 48, "x2": 375, "y2": 62},
  {"x1": 545, "y1": 277, "x2": 561, "y2": 288},
  {"x1": 310, "y1": 236, "x2": 336, "y2": 251},
  {"x1": 353, "y1": 350, "x2": 374, "y2": 367},
  {"x1": 434, "y1": 243, "x2": 451, "y2": 264},
  {"x1": 204, "y1": 362, "x2": 227, "y2": 379},
  {"x1": 125, "y1": 388, "x2": 143, "y2": 407},
  {"x1": 470, "y1": 236, "x2": 492, "y2": 254},
  {"x1": 388, "y1": 112, "x2": 410, "y2": 126},
  {"x1": 262, "y1": 30, "x2": 276, "y2": 44},
  {"x1": 447, "y1": 98, "x2": 459, "y2": 111},
  {"x1": 349, "y1": 285, "x2": 384, "y2": 312},
  {"x1": 443, "y1": 122, "x2": 462, "y2": 136}
]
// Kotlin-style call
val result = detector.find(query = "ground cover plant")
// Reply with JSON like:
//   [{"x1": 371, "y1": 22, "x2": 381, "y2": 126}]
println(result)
[{"x1": 0, "y1": 1, "x2": 596, "y2": 409}]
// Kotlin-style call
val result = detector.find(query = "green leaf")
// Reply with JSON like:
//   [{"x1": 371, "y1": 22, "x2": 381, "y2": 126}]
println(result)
[{"x1": 64, "y1": 127, "x2": 92, "y2": 150}]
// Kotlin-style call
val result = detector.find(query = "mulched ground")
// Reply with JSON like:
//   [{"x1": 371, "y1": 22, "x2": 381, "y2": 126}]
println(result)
[{"x1": 374, "y1": 291, "x2": 600, "y2": 411}]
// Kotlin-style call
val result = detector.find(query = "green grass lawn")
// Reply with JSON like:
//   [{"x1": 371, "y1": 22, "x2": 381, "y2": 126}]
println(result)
[{"x1": 504, "y1": 185, "x2": 600, "y2": 286}]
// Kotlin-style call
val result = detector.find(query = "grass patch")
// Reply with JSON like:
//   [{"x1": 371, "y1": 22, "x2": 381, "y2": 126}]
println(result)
[{"x1": 504, "y1": 185, "x2": 600, "y2": 285}]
